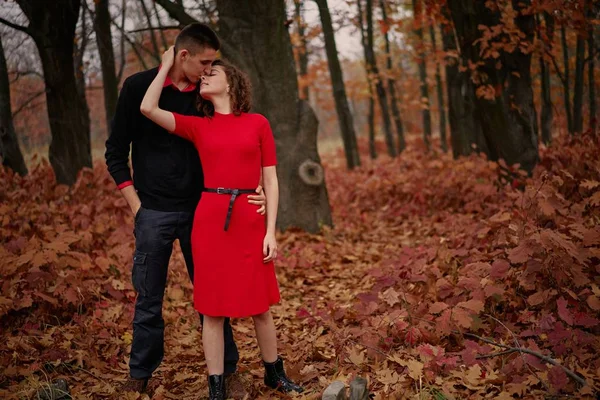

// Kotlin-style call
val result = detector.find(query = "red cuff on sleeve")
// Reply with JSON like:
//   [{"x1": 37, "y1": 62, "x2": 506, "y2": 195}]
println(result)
[{"x1": 117, "y1": 180, "x2": 133, "y2": 190}]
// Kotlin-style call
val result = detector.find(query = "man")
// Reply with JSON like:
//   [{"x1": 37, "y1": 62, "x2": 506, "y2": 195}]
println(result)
[{"x1": 105, "y1": 23, "x2": 261, "y2": 399}]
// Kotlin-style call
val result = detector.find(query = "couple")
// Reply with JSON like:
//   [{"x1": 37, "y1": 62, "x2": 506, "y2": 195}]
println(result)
[{"x1": 105, "y1": 23, "x2": 302, "y2": 399}]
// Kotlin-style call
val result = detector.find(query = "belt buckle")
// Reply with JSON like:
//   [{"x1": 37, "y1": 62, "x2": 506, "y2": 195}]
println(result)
[{"x1": 216, "y1": 187, "x2": 225, "y2": 195}]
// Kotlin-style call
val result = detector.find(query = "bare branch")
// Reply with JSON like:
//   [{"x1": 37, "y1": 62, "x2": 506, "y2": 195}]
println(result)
[
  {"x1": 0, "y1": 17, "x2": 29, "y2": 34},
  {"x1": 12, "y1": 89, "x2": 47, "y2": 117},
  {"x1": 128, "y1": 25, "x2": 181, "y2": 33},
  {"x1": 463, "y1": 332, "x2": 587, "y2": 387}
]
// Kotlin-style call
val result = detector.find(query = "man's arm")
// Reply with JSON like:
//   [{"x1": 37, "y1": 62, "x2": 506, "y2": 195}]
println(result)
[{"x1": 105, "y1": 79, "x2": 141, "y2": 215}]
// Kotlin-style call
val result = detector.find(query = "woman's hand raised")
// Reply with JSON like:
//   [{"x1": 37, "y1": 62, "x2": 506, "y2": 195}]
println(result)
[{"x1": 161, "y1": 46, "x2": 175, "y2": 69}]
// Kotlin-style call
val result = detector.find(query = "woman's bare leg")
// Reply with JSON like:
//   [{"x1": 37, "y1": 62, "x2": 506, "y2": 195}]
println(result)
[
  {"x1": 252, "y1": 310, "x2": 278, "y2": 363},
  {"x1": 203, "y1": 316, "x2": 225, "y2": 375}
]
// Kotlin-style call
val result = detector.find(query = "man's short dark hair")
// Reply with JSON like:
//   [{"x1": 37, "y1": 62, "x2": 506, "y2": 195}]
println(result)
[{"x1": 175, "y1": 23, "x2": 220, "y2": 55}]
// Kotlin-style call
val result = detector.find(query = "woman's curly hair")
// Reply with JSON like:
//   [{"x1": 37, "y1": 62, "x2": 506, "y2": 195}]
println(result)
[{"x1": 196, "y1": 59, "x2": 252, "y2": 117}]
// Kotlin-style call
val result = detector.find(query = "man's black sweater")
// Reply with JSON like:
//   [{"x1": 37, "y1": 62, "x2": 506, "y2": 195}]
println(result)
[{"x1": 105, "y1": 68, "x2": 203, "y2": 212}]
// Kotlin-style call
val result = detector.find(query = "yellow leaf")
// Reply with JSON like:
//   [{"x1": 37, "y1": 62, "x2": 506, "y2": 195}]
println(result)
[
  {"x1": 121, "y1": 331, "x2": 133, "y2": 345},
  {"x1": 347, "y1": 347, "x2": 365, "y2": 366}
]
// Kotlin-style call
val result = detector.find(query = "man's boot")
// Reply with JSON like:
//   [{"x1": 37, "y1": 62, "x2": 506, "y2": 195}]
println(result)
[
  {"x1": 263, "y1": 357, "x2": 303, "y2": 393},
  {"x1": 208, "y1": 374, "x2": 226, "y2": 400}
]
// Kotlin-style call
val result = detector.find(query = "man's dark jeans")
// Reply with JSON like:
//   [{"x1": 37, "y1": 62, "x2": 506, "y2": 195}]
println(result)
[{"x1": 130, "y1": 207, "x2": 239, "y2": 379}]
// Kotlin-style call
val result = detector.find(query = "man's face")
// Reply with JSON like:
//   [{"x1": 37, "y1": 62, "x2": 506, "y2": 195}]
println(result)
[{"x1": 180, "y1": 47, "x2": 217, "y2": 84}]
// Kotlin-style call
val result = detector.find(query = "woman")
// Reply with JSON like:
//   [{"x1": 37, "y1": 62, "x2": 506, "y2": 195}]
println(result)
[{"x1": 140, "y1": 47, "x2": 303, "y2": 399}]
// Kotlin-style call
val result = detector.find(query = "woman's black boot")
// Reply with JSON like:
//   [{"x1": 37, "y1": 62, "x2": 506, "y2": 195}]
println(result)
[
  {"x1": 263, "y1": 357, "x2": 304, "y2": 393},
  {"x1": 208, "y1": 374, "x2": 226, "y2": 400}
]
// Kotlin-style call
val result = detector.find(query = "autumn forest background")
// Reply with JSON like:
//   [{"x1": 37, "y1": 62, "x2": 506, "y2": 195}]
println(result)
[{"x1": 1, "y1": 0, "x2": 599, "y2": 399}]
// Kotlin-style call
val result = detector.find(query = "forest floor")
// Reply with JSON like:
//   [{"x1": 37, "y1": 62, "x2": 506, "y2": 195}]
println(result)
[{"x1": 1, "y1": 133, "x2": 599, "y2": 399}]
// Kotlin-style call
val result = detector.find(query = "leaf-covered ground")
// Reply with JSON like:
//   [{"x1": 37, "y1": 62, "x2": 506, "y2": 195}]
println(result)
[{"x1": 1, "y1": 133, "x2": 599, "y2": 399}]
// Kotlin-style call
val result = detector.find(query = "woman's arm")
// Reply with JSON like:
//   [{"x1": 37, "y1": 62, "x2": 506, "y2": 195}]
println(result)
[
  {"x1": 140, "y1": 47, "x2": 175, "y2": 132},
  {"x1": 262, "y1": 166, "x2": 279, "y2": 262},
  {"x1": 262, "y1": 166, "x2": 279, "y2": 234}
]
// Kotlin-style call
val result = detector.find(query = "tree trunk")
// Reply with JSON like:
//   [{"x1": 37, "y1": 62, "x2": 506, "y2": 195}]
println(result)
[
  {"x1": 380, "y1": 0, "x2": 405, "y2": 153},
  {"x1": 413, "y1": 0, "x2": 432, "y2": 150},
  {"x1": 572, "y1": 33, "x2": 585, "y2": 134},
  {"x1": 447, "y1": 0, "x2": 539, "y2": 174},
  {"x1": 0, "y1": 36, "x2": 28, "y2": 176},
  {"x1": 315, "y1": 0, "x2": 360, "y2": 169},
  {"x1": 440, "y1": 7, "x2": 481, "y2": 158},
  {"x1": 362, "y1": 0, "x2": 396, "y2": 157},
  {"x1": 215, "y1": 0, "x2": 332, "y2": 232},
  {"x1": 368, "y1": 96, "x2": 376, "y2": 159},
  {"x1": 539, "y1": 12, "x2": 553, "y2": 145},
  {"x1": 294, "y1": 0, "x2": 310, "y2": 101},
  {"x1": 589, "y1": 1, "x2": 597, "y2": 133},
  {"x1": 94, "y1": 0, "x2": 119, "y2": 130},
  {"x1": 356, "y1": 0, "x2": 377, "y2": 159},
  {"x1": 429, "y1": 23, "x2": 448, "y2": 152},
  {"x1": 561, "y1": 25, "x2": 573, "y2": 134},
  {"x1": 15, "y1": 0, "x2": 91, "y2": 185}
]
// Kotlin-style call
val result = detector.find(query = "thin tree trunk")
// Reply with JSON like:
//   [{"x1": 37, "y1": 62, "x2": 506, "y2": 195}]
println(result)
[
  {"x1": 139, "y1": 0, "x2": 161, "y2": 62},
  {"x1": 573, "y1": 33, "x2": 585, "y2": 134},
  {"x1": 357, "y1": 0, "x2": 377, "y2": 159},
  {"x1": 365, "y1": 0, "x2": 396, "y2": 157},
  {"x1": 429, "y1": 23, "x2": 448, "y2": 152},
  {"x1": 589, "y1": 1, "x2": 597, "y2": 133},
  {"x1": 94, "y1": 0, "x2": 119, "y2": 129},
  {"x1": 315, "y1": 0, "x2": 360, "y2": 168},
  {"x1": 0, "y1": 36, "x2": 28, "y2": 175},
  {"x1": 561, "y1": 24, "x2": 573, "y2": 134},
  {"x1": 368, "y1": 96, "x2": 376, "y2": 159},
  {"x1": 413, "y1": 0, "x2": 432, "y2": 150},
  {"x1": 295, "y1": 0, "x2": 310, "y2": 101},
  {"x1": 74, "y1": 5, "x2": 89, "y2": 99},
  {"x1": 539, "y1": 12, "x2": 553, "y2": 145},
  {"x1": 15, "y1": 0, "x2": 92, "y2": 185},
  {"x1": 380, "y1": 0, "x2": 405, "y2": 153}
]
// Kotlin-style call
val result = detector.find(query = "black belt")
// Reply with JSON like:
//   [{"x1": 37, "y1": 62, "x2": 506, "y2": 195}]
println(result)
[{"x1": 203, "y1": 187, "x2": 256, "y2": 231}]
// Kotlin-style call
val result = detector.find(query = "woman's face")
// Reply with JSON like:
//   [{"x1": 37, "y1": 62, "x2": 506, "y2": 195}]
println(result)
[{"x1": 199, "y1": 66, "x2": 229, "y2": 99}]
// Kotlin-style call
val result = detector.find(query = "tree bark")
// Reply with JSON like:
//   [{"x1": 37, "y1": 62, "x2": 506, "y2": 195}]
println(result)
[
  {"x1": 561, "y1": 24, "x2": 573, "y2": 134},
  {"x1": 572, "y1": 33, "x2": 585, "y2": 134},
  {"x1": 539, "y1": 12, "x2": 553, "y2": 145},
  {"x1": 440, "y1": 7, "x2": 482, "y2": 158},
  {"x1": 380, "y1": 0, "x2": 405, "y2": 153},
  {"x1": 295, "y1": 0, "x2": 310, "y2": 101},
  {"x1": 315, "y1": 0, "x2": 360, "y2": 169},
  {"x1": 15, "y1": 0, "x2": 92, "y2": 185},
  {"x1": 0, "y1": 36, "x2": 28, "y2": 176},
  {"x1": 413, "y1": 0, "x2": 432, "y2": 150},
  {"x1": 94, "y1": 0, "x2": 119, "y2": 130},
  {"x1": 447, "y1": 0, "x2": 539, "y2": 174},
  {"x1": 429, "y1": 23, "x2": 448, "y2": 152},
  {"x1": 362, "y1": 0, "x2": 396, "y2": 157}
]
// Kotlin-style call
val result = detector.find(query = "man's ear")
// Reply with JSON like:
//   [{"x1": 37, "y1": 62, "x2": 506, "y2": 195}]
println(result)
[{"x1": 178, "y1": 48, "x2": 189, "y2": 60}]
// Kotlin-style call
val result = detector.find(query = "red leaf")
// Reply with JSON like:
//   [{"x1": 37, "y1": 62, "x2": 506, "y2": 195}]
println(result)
[
  {"x1": 405, "y1": 327, "x2": 421, "y2": 346},
  {"x1": 548, "y1": 365, "x2": 568, "y2": 391},
  {"x1": 490, "y1": 259, "x2": 510, "y2": 279},
  {"x1": 507, "y1": 242, "x2": 534, "y2": 264},
  {"x1": 556, "y1": 297, "x2": 574, "y2": 326}
]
